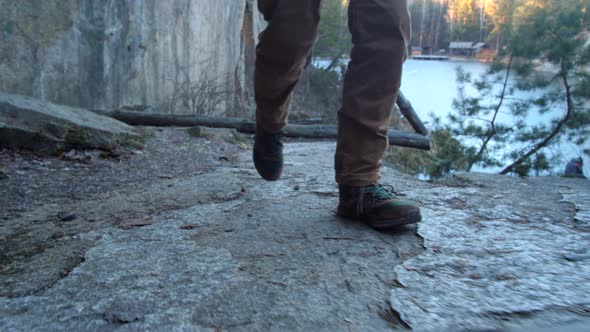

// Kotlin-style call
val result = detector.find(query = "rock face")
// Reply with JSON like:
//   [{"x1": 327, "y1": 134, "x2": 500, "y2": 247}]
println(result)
[
  {"x1": 0, "y1": 92, "x2": 141, "y2": 154},
  {"x1": 0, "y1": 0, "x2": 263, "y2": 116}
]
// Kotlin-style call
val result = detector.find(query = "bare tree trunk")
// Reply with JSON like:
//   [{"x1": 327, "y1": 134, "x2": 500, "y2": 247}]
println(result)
[
  {"x1": 428, "y1": 1, "x2": 437, "y2": 50},
  {"x1": 433, "y1": 0, "x2": 445, "y2": 51},
  {"x1": 479, "y1": 0, "x2": 485, "y2": 42},
  {"x1": 449, "y1": 0, "x2": 454, "y2": 43},
  {"x1": 419, "y1": 0, "x2": 428, "y2": 49}
]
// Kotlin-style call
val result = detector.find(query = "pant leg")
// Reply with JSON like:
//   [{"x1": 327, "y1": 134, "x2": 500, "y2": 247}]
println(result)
[
  {"x1": 255, "y1": 0, "x2": 322, "y2": 133},
  {"x1": 335, "y1": 0, "x2": 411, "y2": 186}
]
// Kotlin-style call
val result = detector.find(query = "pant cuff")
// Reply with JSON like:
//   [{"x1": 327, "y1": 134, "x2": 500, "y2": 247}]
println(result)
[
  {"x1": 256, "y1": 112, "x2": 286, "y2": 134},
  {"x1": 335, "y1": 174, "x2": 380, "y2": 187}
]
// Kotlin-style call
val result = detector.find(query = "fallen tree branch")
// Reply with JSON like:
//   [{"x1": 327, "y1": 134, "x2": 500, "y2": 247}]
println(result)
[
  {"x1": 93, "y1": 110, "x2": 431, "y2": 150},
  {"x1": 396, "y1": 91, "x2": 429, "y2": 136}
]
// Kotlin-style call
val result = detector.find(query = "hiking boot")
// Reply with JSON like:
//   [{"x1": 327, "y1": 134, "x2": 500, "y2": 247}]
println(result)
[
  {"x1": 253, "y1": 128, "x2": 284, "y2": 181},
  {"x1": 337, "y1": 184, "x2": 421, "y2": 229}
]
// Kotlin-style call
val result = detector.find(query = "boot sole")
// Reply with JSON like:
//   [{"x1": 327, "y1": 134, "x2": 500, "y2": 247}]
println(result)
[
  {"x1": 253, "y1": 162, "x2": 283, "y2": 181},
  {"x1": 337, "y1": 208, "x2": 422, "y2": 230}
]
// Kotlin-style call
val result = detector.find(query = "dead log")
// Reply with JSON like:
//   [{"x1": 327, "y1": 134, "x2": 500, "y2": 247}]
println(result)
[
  {"x1": 93, "y1": 110, "x2": 431, "y2": 150},
  {"x1": 396, "y1": 91, "x2": 429, "y2": 136}
]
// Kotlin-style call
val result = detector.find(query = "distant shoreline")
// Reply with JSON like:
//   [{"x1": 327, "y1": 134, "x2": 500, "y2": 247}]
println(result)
[
  {"x1": 409, "y1": 56, "x2": 563, "y2": 75},
  {"x1": 410, "y1": 55, "x2": 494, "y2": 63}
]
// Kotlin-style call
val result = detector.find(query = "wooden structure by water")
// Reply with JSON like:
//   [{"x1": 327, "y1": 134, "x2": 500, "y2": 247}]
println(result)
[{"x1": 411, "y1": 54, "x2": 449, "y2": 61}]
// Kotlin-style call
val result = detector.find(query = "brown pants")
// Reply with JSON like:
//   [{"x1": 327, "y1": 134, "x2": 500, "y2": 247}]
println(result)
[{"x1": 255, "y1": 0, "x2": 410, "y2": 186}]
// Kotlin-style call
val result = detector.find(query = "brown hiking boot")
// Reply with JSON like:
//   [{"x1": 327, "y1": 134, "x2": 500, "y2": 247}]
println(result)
[
  {"x1": 337, "y1": 184, "x2": 421, "y2": 229},
  {"x1": 253, "y1": 128, "x2": 284, "y2": 181}
]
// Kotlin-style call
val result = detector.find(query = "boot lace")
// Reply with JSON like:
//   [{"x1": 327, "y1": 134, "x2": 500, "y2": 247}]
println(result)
[{"x1": 356, "y1": 185, "x2": 398, "y2": 216}]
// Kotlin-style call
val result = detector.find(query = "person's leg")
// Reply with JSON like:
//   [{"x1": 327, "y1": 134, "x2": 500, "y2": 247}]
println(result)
[
  {"x1": 336, "y1": 0, "x2": 410, "y2": 186},
  {"x1": 253, "y1": 0, "x2": 322, "y2": 181},
  {"x1": 336, "y1": 0, "x2": 421, "y2": 228},
  {"x1": 255, "y1": 0, "x2": 322, "y2": 133}
]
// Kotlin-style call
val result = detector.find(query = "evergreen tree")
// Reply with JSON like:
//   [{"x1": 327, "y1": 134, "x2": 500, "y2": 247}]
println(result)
[
  {"x1": 486, "y1": 0, "x2": 516, "y2": 53},
  {"x1": 444, "y1": 0, "x2": 590, "y2": 176},
  {"x1": 500, "y1": 0, "x2": 590, "y2": 174},
  {"x1": 315, "y1": 0, "x2": 351, "y2": 63}
]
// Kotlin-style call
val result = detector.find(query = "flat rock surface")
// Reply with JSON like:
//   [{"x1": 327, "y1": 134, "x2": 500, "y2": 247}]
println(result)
[
  {"x1": 391, "y1": 173, "x2": 590, "y2": 331},
  {"x1": 1, "y1": 141, "x2": 589, "y2": 331}
]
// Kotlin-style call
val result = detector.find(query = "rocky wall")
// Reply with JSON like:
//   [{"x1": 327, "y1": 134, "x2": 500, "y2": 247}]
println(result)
[{"x1": 0, "y1": 0, "x2": 263, "y2": 116}]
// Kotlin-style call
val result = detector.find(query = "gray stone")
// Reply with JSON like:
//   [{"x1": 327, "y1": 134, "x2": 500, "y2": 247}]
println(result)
[
  {"x1": 0, "y1": 171, "x2": 246, "y2": 298},
  {"x1": 563, "y1": 251, "x2": 590, "y2": 262},
  {"x1": 390, "y1": 174, "x2": 590, "y2": 331},
  {"x1": 0, "y1": 142, "x2": 589, "y2": 331},
  {"x1": 104, "y1": 299, "x2": 151, "y2": 324},
  {"x1": 0, "y1": 92, "x2": 141, "y2": 154},
  {"x1": 0, "y1": 143, "x2": 421, "y2": 331}
]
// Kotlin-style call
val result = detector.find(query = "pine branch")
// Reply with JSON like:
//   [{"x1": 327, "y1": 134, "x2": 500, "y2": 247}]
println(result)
[
  {"x1": 468, "y1": 55, "x2": 513, "y2": 171},
  {"x1": 500, "y1": 62, "x2": 574, "y2": 175}
]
